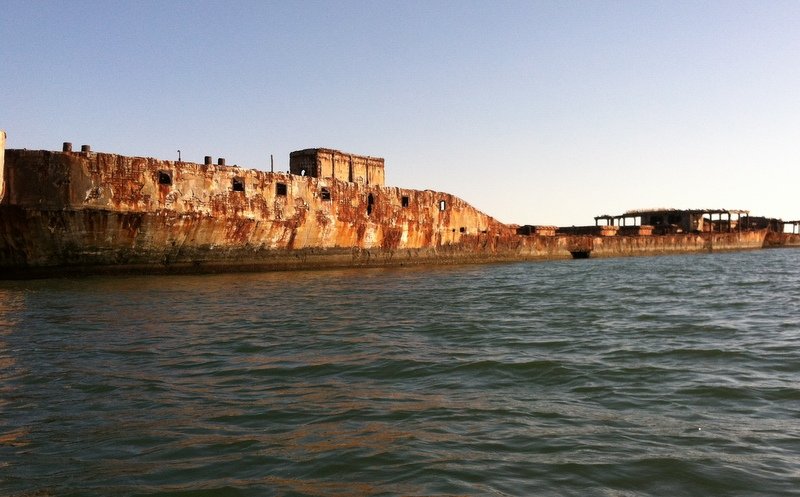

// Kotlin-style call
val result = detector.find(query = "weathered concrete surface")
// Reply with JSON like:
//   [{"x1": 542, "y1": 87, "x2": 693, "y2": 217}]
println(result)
[
  {"x1": 586, "y1": 231, "x2": 766, "y2": 257},
  {"x1": 0, "y1": 131, "x2": 6, "y2": 202},
  {"x1": 0, "y1": 143, "x2": 778, "y2": 279},
  {"x1": 290, "y1": 148, "x2": 385, "y2": 186},
  {"x1": 0, "y1": 147, "x2": 525, "y2": 275},
  {"x1": 765, "y1": 232, "x2": 800, "y2": 247}
]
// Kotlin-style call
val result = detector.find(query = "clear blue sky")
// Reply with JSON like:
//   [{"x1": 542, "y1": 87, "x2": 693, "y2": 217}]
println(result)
[{"x1": 3, "y1": 0, "x2": 799, "y2": 226}]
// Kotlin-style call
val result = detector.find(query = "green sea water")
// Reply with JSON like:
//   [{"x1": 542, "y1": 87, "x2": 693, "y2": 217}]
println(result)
[{"x1": 1, "y1": 249, "x2": 799, "y2": 496}]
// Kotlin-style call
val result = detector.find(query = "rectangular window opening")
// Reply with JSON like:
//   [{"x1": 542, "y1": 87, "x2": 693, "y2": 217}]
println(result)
[
  {"x1": 232, "y1": 177, "x2": 245, "y2": 192},
  {"x1": 401, "y1": 196, "x2": 410, "y2": 208},
  {"x1": 276, "y1": 183, "x2": 287, "y2": 196},
  {"x1": 367, "y1": 193, "x2": 375, "y2": 216}
]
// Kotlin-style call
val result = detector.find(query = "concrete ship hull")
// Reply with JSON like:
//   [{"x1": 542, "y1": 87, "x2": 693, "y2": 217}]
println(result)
[{"x1": 0, "y1": 134, "x2": 773, "y2": 278}]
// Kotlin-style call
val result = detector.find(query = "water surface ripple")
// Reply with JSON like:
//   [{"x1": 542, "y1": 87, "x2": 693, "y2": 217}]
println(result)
[{"x1": 2, "y1": 250, "x2": 799, "y2": 496}]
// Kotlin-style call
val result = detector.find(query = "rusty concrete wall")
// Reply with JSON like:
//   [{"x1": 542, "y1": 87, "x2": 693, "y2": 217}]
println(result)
[
  {"x1": 782, "y1": 234, "x2": 800, "y2": 247},
  {"x1": 764, "y1": 232, "x2": 800, "y2": 247},
  {"x1": 0, "y1": 148, "x2": 510, "y2": 273},
  {"x1": 342, "y1": 153, "x2": 384, "y2": 186},
  {"x1": 289, "y1": 148, "x2": 385, "y2": 186},
  {"x1": 0, "y1": 145, "x2": 781, "y2": 278},
  {"x1": 324, "y1": 149, "x2": 384, "y2": 186},
  {"x1": 580, "y1": 230, "x2": 766, "y2": 257}
]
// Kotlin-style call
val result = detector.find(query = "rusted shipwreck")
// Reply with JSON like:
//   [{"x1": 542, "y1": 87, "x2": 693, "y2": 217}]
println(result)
[{"x1": 0, "y1": 130, "x2": 794, "y2": 278}]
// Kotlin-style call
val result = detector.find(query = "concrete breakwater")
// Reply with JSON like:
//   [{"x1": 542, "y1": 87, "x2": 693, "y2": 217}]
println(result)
[{"x1": 0, "y1": 134, "x2": 790, "y2": 278}]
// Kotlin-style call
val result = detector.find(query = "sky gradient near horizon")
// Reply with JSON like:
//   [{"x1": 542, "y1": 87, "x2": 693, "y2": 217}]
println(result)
[{"x1": 3, "y1": 1, "x2": 799, "y2": 226}]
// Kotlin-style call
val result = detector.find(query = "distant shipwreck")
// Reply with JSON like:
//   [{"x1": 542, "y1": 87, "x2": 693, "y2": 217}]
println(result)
[{"x1": 1, "y1": 130, "x2": 798, "y2": 278}]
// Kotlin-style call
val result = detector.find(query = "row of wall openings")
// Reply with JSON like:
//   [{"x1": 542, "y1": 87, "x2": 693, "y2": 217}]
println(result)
[
  {"x1": 157, "y1": 176, "x2": 340, "y2": 197},
  {"x1": 273, "y1": 183, "x2": 329, "y2": 200}
]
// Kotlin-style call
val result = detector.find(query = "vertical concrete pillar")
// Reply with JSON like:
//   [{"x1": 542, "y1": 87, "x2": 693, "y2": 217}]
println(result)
[{"x1": 348, "y1": 157, "x2": 353, "y2": 183}]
